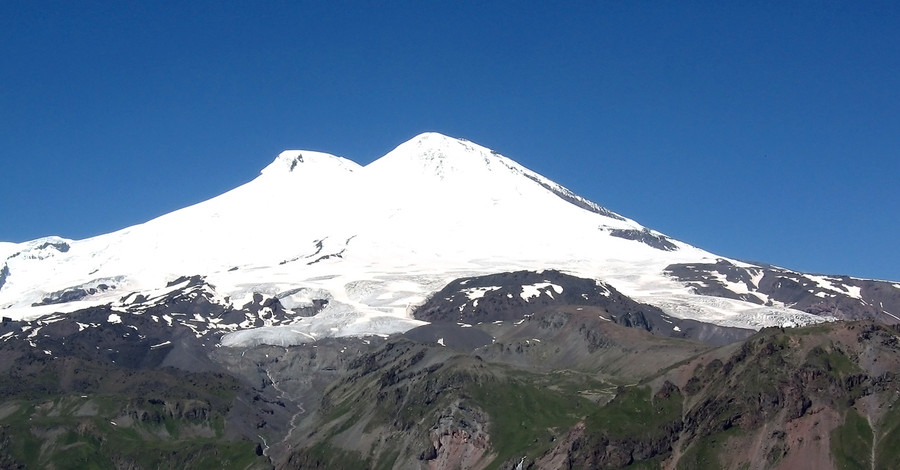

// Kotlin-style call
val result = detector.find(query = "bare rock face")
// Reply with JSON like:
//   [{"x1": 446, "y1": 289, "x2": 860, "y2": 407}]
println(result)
[
  {"x1": 666, "y1": 259, "x2": 900, "y2": 324},
  {"x1": 413, "y1": 269, "x2": 754, "y2": 345},
  {"x1": 534, "y1": 422, "x2": 587, "y2": 469},
  {"x1": 424, "y1": 402, "x2": 493, "y2": 470}
]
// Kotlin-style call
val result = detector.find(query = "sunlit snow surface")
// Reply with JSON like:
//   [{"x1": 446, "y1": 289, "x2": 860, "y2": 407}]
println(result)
[{"x1": 0, "y1": 133, "x2": 829, "y2": 345}]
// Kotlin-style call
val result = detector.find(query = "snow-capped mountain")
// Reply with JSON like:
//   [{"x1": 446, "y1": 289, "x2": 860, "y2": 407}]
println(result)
[{"x1": 2, "y1": 133, "x2": 896, "y2": 346}]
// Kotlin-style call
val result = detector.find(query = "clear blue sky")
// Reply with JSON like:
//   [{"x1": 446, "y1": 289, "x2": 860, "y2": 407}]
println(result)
[{"x1": 2, "y1": 1, "x2": 898, "y2": 280}]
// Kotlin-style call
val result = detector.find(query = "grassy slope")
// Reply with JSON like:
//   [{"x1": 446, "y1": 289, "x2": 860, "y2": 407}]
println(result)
[
  {"x1": 4, "y1": 315, "x2": 899, "y2": 470},
  {"x1": 282, "y1": 321, "x2": 900, "y2": 470},
  {"x1": 0, "y1": 347, "x2": 270, "y2": 470}
]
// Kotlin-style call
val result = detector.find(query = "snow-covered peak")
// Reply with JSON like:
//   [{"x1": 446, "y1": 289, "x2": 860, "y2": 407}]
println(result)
[
  {"x1": 0, "y1": 133, "x2": 835, "y2": 339},
  {"x1": 260, "y1": 150, "x2": 362, "y2": 177},
  {"x1": 402, "y1": 131, "x2": 472, "y2": 150},
  {"x1": 365, "y1": 132, "x2": 518, "y2": 189},
  {"x1": 363, "y1": 133, "x2": 634, "y2": 228}
]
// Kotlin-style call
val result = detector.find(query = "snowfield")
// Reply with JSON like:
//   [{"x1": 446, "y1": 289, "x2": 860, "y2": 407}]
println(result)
[{"x1": 0, "y1": 133, "x2": 831, "y2": 345}]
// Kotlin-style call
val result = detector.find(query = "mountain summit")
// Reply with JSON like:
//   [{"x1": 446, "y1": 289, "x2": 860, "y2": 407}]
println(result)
[
  {"x1": 259, "y1": 149, "x2": 361, "y2": 177},
  {"x1": 1, "y1": 133, "x2": 896, "y2": 347}
]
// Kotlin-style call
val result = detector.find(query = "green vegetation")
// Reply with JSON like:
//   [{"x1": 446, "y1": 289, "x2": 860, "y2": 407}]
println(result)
[
  {"x1": 0, "y1": 394, "x2": 267, "y2": 470},
  {"x1": 468, "y1": 374, "x2": 594, "y2": 468},
  {"x1": 627, "y1": 454, "x2": 671, "y2": 469},
  {"x1": 676, "y1": 426, "x2": 744, "y2": 470},
  {"x1": 6, "y1": 314, "x2": 899, "y2": 469},
  {"x1": 793, "y1": 322, "x2": 838, "y2": 337},
  {"x1": 831, "y1": 408, "x2": 873, "y2": 470},
  {"x1": 0, "y1": 334, "x2": 271, "y2": 468},
  {"x1": 585, "y1": 385, "x2": 682, "y2": 439},
  {"x1": 300, "y1": 441, "x2": 371, "y2": 469},
  {"x1": 806, "y1": 345, "x2": 859, "y2": 376},
  {"x1": 874, "y1": 400, "x2": 900, "y2": 470}
]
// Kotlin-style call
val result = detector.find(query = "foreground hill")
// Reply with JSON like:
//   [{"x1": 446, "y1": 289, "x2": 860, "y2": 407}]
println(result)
[{"x1": 278, "y1": 317, "x2": 900, "y2": 470}]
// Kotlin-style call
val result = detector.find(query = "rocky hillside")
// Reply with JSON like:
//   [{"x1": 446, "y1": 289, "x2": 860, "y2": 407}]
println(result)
[
  {"x1": 1, "y1": 270, "x2": 898, "y2": 469},
  {"x1": 277, "y1": 317, "x2": 900, "y2": 470}
]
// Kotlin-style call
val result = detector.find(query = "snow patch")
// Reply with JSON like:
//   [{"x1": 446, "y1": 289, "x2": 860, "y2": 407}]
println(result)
[
  {"x1": 461, "y1": 286, "x2": 501, "y2": 301},
  {"x1": 881, "y1": 310, "x2": 900, "y2": 321},
  {"x1": 806, "y1": 275, "x2": 863, "y2": 299},
  {"x1": 520, "y1": 282, "x2": 563, "y2": 301}
]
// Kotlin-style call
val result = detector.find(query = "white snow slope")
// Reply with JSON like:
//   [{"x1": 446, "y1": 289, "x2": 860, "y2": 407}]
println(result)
[{"x1": 0, "y1": 133, "x2": 826, "y2": 345}]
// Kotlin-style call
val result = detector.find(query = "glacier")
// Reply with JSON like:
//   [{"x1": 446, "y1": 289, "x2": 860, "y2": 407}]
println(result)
[{"x1": 0, "y1": 132, "x2": 831, "y2": 345}]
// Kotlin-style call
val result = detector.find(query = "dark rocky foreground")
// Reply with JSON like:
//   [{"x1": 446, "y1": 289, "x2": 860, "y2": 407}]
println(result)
[{"x1": 1, "y1": 271, "x2": 898, "y2": 469}]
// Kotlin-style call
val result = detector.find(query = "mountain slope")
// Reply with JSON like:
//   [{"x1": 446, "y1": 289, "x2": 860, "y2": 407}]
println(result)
[
  {"x1": 1, "y1": 133, "x2": 896, "y2": 345},
  {"x1": 2, "y1": 127, "x2": 900, "y2": 469},
  {"x1": 275, "y1": 319, "x2": 900, "y2": 470}
]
